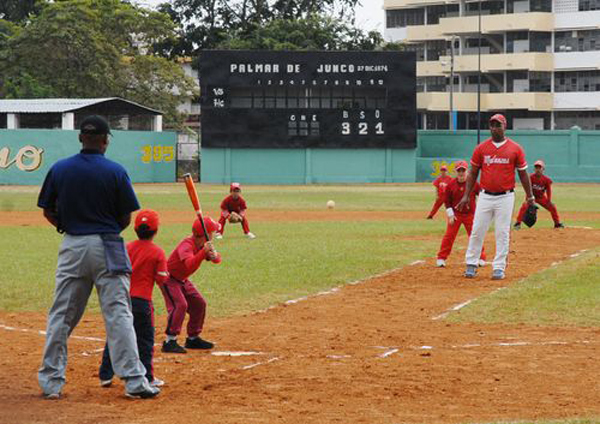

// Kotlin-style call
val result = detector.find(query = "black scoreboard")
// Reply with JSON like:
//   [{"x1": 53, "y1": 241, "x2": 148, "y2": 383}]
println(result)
[{"x1": 199, "y1": 50, "x2": 416, "y2": 149}]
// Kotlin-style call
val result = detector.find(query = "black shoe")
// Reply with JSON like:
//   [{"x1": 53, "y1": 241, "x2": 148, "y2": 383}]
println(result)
[
  {"x1": 161, "y1": 340, "x2": 187, "y2": 353},
  {"x1": 555, "y1": 222, "x2": 565, "y2": 228},
  {"x1": 126, "y1": 386, "x2": 160, "y2": 399},
  {"x1": 185, "y1": 337, "x2": 214, "y2": 350},
  {"x1": 513, "y1": 222, "x2": 521, "y2": 230}
]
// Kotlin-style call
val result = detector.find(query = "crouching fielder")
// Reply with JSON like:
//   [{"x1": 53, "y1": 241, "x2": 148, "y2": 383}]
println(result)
[
  {"x1": 457, "y1": 114, "x2": 535, "y2": 280},
  {"x1": 436, "y1": 161, "x2": 486, "y2": 267}
]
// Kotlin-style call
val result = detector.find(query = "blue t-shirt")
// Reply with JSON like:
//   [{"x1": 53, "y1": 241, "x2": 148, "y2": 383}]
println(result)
[{"x1": 38, "y1": 149, "x2": 140, "y2": 235}]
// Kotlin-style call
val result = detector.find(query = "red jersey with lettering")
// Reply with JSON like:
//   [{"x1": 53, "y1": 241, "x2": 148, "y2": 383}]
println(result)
[
  {"x1": 445, "y1": 179, "x2": 481, "y2": 216},
  {"x1": 167, "y1": 236, "x2": 221, "y2": 282},
  {"x1": 220, "y1": 195, "x2": 247, "y2": 214},
  {"x1": 127, "y1": 240, "x2": 168, "y2": 301},
  {"x1": 470, "y1": 138, "x2": 527, "y2": 192},
  {"x1": 433, "y1": 175, "x2": 453, "y2": 196},
  {"x1": 530, "y1": 173, "x2": 553, "y2": 200}
]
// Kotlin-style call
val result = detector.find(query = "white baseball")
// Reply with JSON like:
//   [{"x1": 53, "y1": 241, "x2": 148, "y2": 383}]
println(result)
[{"x1": 326, "y1": 200, "x2": 335, "y2": 209}]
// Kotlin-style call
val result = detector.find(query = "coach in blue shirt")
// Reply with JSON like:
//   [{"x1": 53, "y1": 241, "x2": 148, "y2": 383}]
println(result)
[{"x1": 37, "y1": 115, "x2": 159, "y2": 400}]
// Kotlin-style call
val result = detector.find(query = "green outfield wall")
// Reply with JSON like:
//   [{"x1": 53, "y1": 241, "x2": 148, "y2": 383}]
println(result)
[
  {"x1": 417, "y1": 128, "x2": 600, "y2": 183},
  {"x1": 0, "y1": 129, "x2": 176, "y2": 185},
  {"x1": 201, "y1": 148, "x2": 417, "y2": 184},
  {"x1": 202, "y1": 128, "x2": 600, "y2": 184}
]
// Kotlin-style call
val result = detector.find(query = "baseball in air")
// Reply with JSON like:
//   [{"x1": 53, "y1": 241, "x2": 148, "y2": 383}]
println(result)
[{"x1": 326, "y1": 200, "x2": 335, "y2": 209}]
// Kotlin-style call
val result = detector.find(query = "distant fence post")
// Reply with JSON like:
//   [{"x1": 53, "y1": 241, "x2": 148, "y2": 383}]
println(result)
[
  {"x1": 569, "y1": 126, "x2": 580, "y2": 168},
  {"x1": 305, "y1": 148, "x2": 312, "y2": 184}
]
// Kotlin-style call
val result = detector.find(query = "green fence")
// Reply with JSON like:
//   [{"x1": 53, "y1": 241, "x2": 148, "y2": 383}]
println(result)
[
  {"x1": 201, "y1": 148, "x2": 416, "y2": 184},
  {"x1": 0, "y1": 129, "x2": 177, "y2": 185},
  {"x1": 417, "y1": 128, "x2": 600, "y2": 183}
]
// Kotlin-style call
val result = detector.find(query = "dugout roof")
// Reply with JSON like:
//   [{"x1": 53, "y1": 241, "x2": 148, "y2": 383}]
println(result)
[{"x1": 0, "y1": 98, "x2": 161, "y2": 114}]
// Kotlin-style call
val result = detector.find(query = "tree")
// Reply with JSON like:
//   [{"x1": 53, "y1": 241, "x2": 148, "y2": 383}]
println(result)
[
  {"x1": 0, "y1": 0, "x2": 43, "y2": 23},
  {"x1": 155, "y1": 0, "x2": 369, "y2": 57},
  {"x1": 0, "y1": 0, "x2": 197, "y2": 128},
  {"x1": 219, "y1": 15, "x2": 383, "y2": 51}
]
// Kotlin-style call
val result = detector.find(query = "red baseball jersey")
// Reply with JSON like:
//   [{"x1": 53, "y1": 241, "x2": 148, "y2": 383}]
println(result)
[
  {"x1": 470, "y1": 138, "x2": 527, "y2": 192},
  {"x1": 126, "y1": 240, "x2": 168, "y2": 301},
  {"x1": 433, "y1": 175, "x2": 453, "y2": 195},
  {"x1": 167, "y1": 236, "x2": 221, "y2": 282},
  {"x1": 530, "y1": 173, "x2": 553, "y2": 200},
  {"x1": 220, "y1": 195, "x2": 247, "y2": 213},
  {"x1": 445, "y1": 179, "x2": 481, "y2": 216}
]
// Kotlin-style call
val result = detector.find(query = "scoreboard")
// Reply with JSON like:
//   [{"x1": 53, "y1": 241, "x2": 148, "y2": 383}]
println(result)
[{"x1": 198, "y1": 50, "x2": 416, "y2": 149}]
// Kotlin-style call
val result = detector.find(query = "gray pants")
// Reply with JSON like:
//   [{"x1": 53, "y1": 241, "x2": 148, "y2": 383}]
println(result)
[{"x1": 39, "y1": 234, "x2": 151, "y2": 396}]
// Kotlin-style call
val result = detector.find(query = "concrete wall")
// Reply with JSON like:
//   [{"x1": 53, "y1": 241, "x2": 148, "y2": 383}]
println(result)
[
  {"x1": 201, "y1": 148, "x2": 417, "y2": 184},
  {"x1": 0, "y1": 129, "x2": 176, "y2": 185}
]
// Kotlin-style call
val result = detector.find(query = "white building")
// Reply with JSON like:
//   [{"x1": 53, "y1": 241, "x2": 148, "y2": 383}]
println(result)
[{"x1": 384, "y1": 0, "x2": 600, "y2": 129}]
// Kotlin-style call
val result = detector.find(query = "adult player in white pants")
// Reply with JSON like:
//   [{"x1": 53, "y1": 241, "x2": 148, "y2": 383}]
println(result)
[{"x1": 457, "y1": 114, "x2": 535, "y2": 280}]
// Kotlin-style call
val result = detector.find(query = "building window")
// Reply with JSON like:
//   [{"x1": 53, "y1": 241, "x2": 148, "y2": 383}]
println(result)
[
  {"x1": 426, "y1": 4, "x2": 459, "y2": 25},
  {"x1": 555, "y1": 29, "x2": 600, "y2": 52},
  {"x1": 555, "y1": 71, "x2": 600, "y2": 92},
  {"x1": 386, "y1": 8, "x2": 424, "y2": 28},
  {"x1": 579, "y1": 0, "x2": 600, "y2": 10},
  {"x1": 403, "y1": 43, "x2": 425, "y2": 61},
  {"x1": 465, "y1": 0, "x2": 504, "y2": 16},
  {"x1": 426, "y1": 40, "x2": 449, "y2": 61},
  {"x1": 530, "y1": 0, "x2": 552, "y2": 12},
  {"x1": 555, "y1": 111, "x2": 600, "y2": 129},
  {"x1": 18, "y1": 113, "x2": 62, "y2": 129}
]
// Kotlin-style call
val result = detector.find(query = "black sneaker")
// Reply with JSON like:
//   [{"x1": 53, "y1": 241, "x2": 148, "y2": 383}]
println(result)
[
  {"x1": 161, "y1": 340, "x2": 187, "y2": 353},
  {"x1": 126, "y1": 386, "x2": 160, "y2": 399},
  {"x1": 513, "y1": 222, "x2": 521, "y2": 230},
  {"x1": 185, "y1": 337, "x2": 214, "y2": 350},
  {"x1": 555, "y1": 222, "x2": 565, "y2": 228}
]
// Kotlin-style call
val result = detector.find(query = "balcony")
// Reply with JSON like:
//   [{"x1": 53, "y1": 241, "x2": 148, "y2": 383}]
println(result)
[
  {"x1": 406, "y1": 24, "x2": 446, "y2": 41},
  {"x1": 437, "y1": 52, "x2": 553, "y2": 73},
  {"x1": 417, "y1": 61, "x2": 445, "y2": 76},
  {"x1": 417, "y1": 92, "x2": 553, "y2": 111},
  {"x1": 438, "y1": 12, "x2": 553, "y2": 35},
  {"x1": 385, "y1": 0, "x2": 459, "y2": 8}
]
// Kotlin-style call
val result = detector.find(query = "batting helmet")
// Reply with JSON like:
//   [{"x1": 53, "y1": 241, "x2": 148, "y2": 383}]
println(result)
[{"x1": 192, "y1": 216, "x2": 221, "y2": 237}]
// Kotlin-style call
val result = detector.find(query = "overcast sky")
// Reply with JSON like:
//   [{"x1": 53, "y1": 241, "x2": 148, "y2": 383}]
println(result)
[{"x1": 134, "y1": 0, "x2": 385, "y2": 33}]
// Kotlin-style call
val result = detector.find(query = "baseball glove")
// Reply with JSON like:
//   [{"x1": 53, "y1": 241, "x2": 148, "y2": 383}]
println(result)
[
  {"x1": 523, "y1": 204, "x2": 538, "y2": 228},
  {"x1": 228, "y1": 212, "x2": 242, "y2": 223}
]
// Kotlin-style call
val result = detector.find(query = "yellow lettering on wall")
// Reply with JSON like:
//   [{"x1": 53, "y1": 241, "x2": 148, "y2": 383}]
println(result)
[
  {"x1": 430, "y1": 160, "x2": 457, "y2": 178},
  {"x1": 0, "y1": 145, "x2": 44, "y2": 172},
  {"x1": 141, "y1": 145, "x2": 175, "y2": 163}
]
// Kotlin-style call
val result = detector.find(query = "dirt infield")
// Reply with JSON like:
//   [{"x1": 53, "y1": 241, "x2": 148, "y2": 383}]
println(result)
[{"x1": 1, "y1": 227, "x2": 600, "y2": 423}]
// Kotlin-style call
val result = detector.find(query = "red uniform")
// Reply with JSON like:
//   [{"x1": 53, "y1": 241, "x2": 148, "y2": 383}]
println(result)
[
  {"x1": 428, "y1": 174, "x2": 453, "y2": 218},
  {"x1": 516, "y1": 173, "x2": 560, "y2": 225},
  {"x1": 219, "y1": 194, "x2": 250, "y2": 234},
  {"x1": 437, "y1": 179, "x2": 486, "y2": 261},
  {"x1": 160, "y1": 236, "x2": 221, "y2": 337},
  {"x1": 471, "y1": 138, "x2": 528, "y2": 192},
  {"x1": 127, "y1": 240, "x2": 168, "y2": 300}
]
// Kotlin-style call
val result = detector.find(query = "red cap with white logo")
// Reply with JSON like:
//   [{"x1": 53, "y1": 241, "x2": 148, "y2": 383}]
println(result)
[{"x1": 534, "y1": 160, "x2": 545, "y2": 168}]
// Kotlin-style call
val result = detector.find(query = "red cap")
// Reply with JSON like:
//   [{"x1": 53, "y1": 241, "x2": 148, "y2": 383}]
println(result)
[
  {"x1": 489, "y1": 113, "x2": 507, "y2": 128},
  {"x1": 134, "y1": 209, "x2": 159, "y2": 232},
  {"x1": 230, "y1": 182, "x2": 241, "y2": 192},
  {"x1": 192, "y1": 216, "x2": 221, "y2": 237},
  {"x1": 440, "y1": 165, "x2": 448, "y2": 171},
  {"x1": 455, "y1": 160, "x2": 468, "y2": 171},
  {"x1": 534, "y1": 160, "x2": 545, "y2": 168}
]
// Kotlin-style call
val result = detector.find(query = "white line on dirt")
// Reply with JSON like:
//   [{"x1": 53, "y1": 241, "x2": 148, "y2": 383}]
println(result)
[
  {"x1": 431, "y1": 299, "x2": 473, "y2": 320},
  {"x1": 212, "y1": 351, "x2": 263, "y2": 357},
  {"x1": 241, "y1": 357, "x2": 280, "y2": 370},
  {"x1": 0, "y1": 324, "x2": 104, "y2": 342},
  {"x1": 410, "y1": 260, "x2": 426, "y2": 266},
  {"x1": 379, "y1": 348, "x2": 399, "y2": 358},
  {"x1": 327, "y1": 354, "x2": 352, "y2": 359}
]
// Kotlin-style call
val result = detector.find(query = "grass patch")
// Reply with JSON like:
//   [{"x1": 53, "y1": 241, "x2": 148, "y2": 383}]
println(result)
[
  {"x1": 0, "y1": 220, "x2": 440, "y2": 316},
  {"x1": 448, "y1": 249, "x2": 600, "y2": 326}
]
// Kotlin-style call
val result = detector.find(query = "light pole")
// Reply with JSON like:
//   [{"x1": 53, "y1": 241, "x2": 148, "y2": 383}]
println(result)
[
  {"x1": 476, "y1": 0, "x2": 482, "y2": 144},
  {"x1": 449, "y1": 35, "x2": 456, "y2": 131}
]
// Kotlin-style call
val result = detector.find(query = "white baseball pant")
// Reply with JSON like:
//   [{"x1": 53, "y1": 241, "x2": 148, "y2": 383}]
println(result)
[{"x1": 465, "y1": 191, "x2": 515, "y2": 271}]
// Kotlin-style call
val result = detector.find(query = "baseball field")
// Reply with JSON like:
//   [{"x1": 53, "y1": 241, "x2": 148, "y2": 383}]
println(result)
[{"x1": 1, "y1": 182, "x2": 599, "y2": 424}]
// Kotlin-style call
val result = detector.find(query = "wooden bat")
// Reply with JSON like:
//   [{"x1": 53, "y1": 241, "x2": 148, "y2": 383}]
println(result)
[{"x1": 183, "y1": 173, "x2": 209, "y2": 240}]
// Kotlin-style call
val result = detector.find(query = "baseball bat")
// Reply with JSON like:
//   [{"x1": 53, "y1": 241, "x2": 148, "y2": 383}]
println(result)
[{"x1": 183, "y1": 173, "x2": 209, "y2": 240}]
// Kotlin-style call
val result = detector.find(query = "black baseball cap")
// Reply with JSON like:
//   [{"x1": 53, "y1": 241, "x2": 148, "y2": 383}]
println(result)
[{"x1": 80, "y1": 115, "x2": 112, "y2": 135}]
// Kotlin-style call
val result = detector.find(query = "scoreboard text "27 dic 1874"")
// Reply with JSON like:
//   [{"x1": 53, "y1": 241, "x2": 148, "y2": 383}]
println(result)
[{"x1": 199, "y1": 50, "x2": 416, "y2": 149}]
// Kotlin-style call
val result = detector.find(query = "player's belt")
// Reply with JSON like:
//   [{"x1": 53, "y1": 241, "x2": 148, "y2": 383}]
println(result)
[{"x1": 483, "y1": 189, "x2": 514, "y2": 196}]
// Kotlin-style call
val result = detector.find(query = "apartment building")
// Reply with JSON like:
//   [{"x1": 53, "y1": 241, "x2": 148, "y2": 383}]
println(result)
[{"x1": 385, "y1": 0, "x2": 600, "y2": 130}]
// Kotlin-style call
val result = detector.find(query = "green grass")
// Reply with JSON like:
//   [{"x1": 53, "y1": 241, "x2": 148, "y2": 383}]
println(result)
[{"x1": 449, "y1": 249, "x2": 600, "y2": 326}]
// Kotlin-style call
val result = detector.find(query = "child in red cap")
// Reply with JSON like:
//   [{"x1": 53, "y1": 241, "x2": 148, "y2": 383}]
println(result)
[
  {"x1": 215, "y1": 182, "x2": 255, "y2": 239},
  {"x1": 436, "y1": 161, "x2": 486, "y2": 267},
  {"x1": 514, "y1": 159, "x2": 564, "y2": 229},
  {"x1": 99, "y1": 209, "x2": 169, "y2": 387},
  {"x1": 427, "y1": 165, "x2": 453, "y2": 219},
  {"x1": 160, "y1": 216, "x2": 221, "y2": 353}
]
